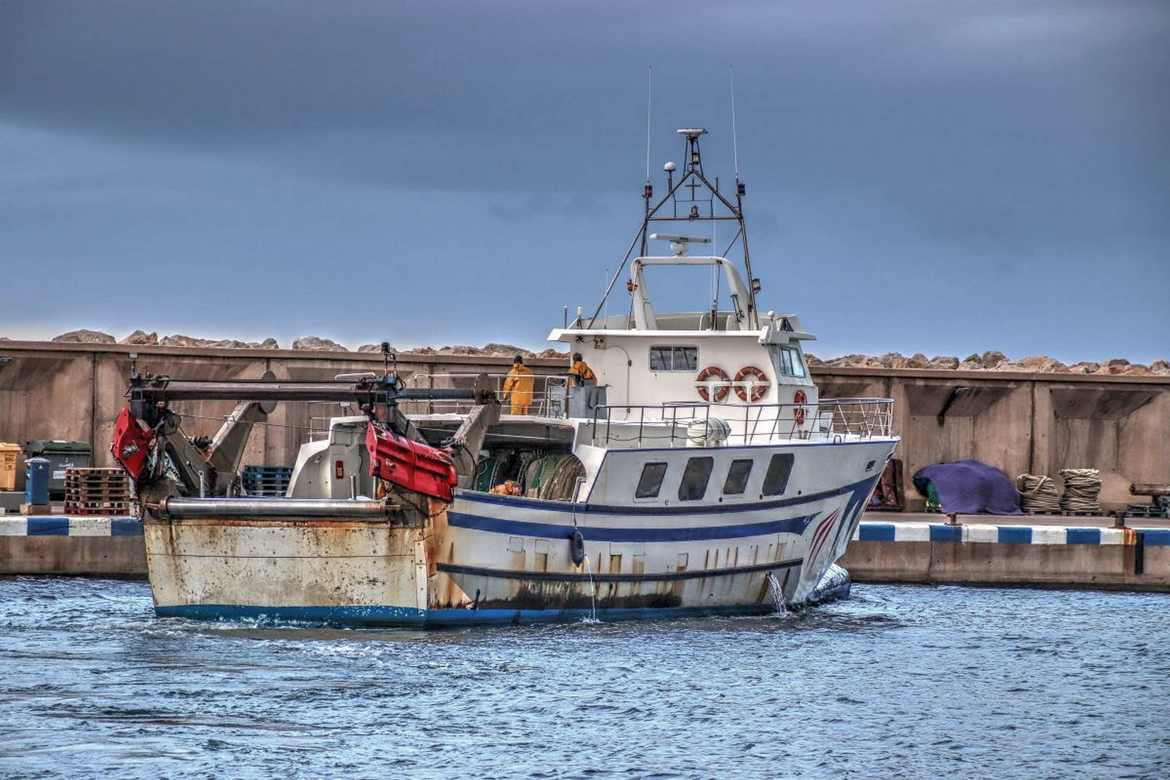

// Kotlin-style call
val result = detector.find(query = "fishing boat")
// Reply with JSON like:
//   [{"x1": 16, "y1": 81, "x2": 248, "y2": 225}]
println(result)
[{"x1": 112, "y1": 128, "x2": 897, "y2": 625}]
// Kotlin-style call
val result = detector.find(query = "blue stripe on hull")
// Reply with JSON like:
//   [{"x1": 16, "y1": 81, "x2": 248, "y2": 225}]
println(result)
[
  {"x1": 448, "y1": 511, "x2": 817, "y2": 541},
  {"x1": 155, "y1": 602, "x2": 776, "y2": 627}
]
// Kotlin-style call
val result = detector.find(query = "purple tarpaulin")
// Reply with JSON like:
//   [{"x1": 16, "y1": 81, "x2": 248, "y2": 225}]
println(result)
[{"x1": 912, "y1": 459, "x2": 1022, "y2": 515}]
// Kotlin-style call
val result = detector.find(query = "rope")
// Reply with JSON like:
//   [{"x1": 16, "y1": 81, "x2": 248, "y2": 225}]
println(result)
[
  {"x1": 1059, "y1": 468, "x2": 1102, "y2": 514},
  {"x1": 1016, "y1": 473, "x2": 1060, "y2": 514}
]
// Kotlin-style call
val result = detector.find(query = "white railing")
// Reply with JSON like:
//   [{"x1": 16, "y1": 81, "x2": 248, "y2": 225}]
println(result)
[
  {"x1": 402, "y1": 372, "x2": 569, "y2": 417},
  {"x1": 586, "y1": 398, "x2": 895, "y2": 447},
  {"x1": 395, "y1": 373, "x2": 893, "y2": 447}
]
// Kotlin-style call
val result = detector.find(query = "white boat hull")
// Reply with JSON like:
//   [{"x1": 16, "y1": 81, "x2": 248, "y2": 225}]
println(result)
[{"x1": 145, "y1": 439, "x2": 895, "y2": 625}]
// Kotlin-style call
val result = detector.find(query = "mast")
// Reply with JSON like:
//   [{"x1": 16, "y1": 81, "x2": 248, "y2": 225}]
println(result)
[{"x1": 588, "y1": 127, "x2": 759, "y2": 330}]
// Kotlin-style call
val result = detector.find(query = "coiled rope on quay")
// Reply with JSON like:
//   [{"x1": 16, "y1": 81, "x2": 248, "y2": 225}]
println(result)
[
  {"x1": 1059, "y1": 468, "x2": 1102, "y2": 514},
  {"x1": 1016, "y1": 473, "x2": 1061, "y2": 514}
]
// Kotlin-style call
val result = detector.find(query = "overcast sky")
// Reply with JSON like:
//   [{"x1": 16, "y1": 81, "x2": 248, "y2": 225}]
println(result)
[{"x1": 1, "y1": 1, "x2": 1167, "y2": 362}]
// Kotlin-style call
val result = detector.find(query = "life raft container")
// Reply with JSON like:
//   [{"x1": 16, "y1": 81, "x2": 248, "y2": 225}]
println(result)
[
  {"x1": 793, "y1": 389, "x2": 808, "y2": 426},
  {"x1": 733, "y1": 365, "x2": 770, "y2": 403},
  {"x1": 695, "y1": 366, "x2": 731, "y2": 402}
]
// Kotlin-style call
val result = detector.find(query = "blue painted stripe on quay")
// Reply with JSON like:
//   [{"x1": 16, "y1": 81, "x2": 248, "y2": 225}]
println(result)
[
  {"x1": 996, "y1": 526, "x2": 1033, "y2": 545},
  {"x1": 1140, "y1": 529, "x2": 1170, "y2": 546},
  {"x1": 111, "y1": 518, "x2": 144, "y2": 536},
  {"x1": 155, "y1": 602, "x2": 776, "y2": 626},
  {"x1": 929, "y1": 524, "x2": 963, "y2": 543},
  {"x1": 447, "y1": 511, "x2": 817, "y2": 542},
  {"x1": 1066, "y1": 528, "x2": 1101, "y2": 545},
  {"x1": 27, "y1": 517, "x2": 70, "y2": 536},
  {"x1": 858, "y1": 523, "x2": 896, "y2": 542}
]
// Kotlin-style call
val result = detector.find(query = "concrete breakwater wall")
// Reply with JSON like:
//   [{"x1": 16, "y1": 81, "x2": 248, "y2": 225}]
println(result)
[
  {"x1": 842, "y1": 519, "x2": 1170, "y2": 591},
  {"x1": 5, "y1": 514, "x2": 1170, "y2": 592},
  {"x1": 0, "y1": 515, "x2": 145, "y2": 577},
  {"x1": 1, "y1": 340, "x2": 1168, "y2": 509}
]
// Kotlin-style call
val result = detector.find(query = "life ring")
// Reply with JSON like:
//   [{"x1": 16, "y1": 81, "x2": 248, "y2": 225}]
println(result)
[
  {"x1": 793, "y1": 389, "x2": 807, "y2": 425},
  {"x1": 695, "y1": 366, "x2": 731, "y2": 402},
  {"x1": 733, "y1": 366, "x2": 770, "y2": 403}
]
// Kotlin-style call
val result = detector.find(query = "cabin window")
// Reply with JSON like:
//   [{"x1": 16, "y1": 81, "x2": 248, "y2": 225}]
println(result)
[
  {"x1": 649, "y1": 346, "x2": 698, "y2": 372},
  {"x1": 635, "y1": 462, "x2": 669, "y2": 499},
  {"x1": 762, "y1": 453, "x2": 795, "y2": 496},
  {"x1": 678, "y1": 456, "x2": 715, "y2": 501},
  {"x1": 722, "y1": 459, "x2": 754, "y2": 495},
  {"x1": 778, "y1": 345, "x2": 806, "y2": 378}
]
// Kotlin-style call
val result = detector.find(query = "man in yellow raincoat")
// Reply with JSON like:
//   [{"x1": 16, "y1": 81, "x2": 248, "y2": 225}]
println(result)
[
  {"x1": 568, "y1": 352, "x2": 596, "y2": 386},
  {"x1": 502, "y1": 355, "x2": 534, "y2": 415}
]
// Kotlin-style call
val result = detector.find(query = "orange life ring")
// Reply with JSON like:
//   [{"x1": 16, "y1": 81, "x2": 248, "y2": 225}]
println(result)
[
  {"x1": 793, "y1": 389, "x2": 807, "y2": 425},
  {"x1": 733, "y1": 365, "x2": 770, "y2": 403},
  {"x1": 695, "y1": 366, "x2": 731, "y2": 402}
]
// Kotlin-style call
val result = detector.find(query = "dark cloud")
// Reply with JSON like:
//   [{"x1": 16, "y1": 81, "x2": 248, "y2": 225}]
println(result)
[{"x1": 0, "y1": 0, "x2": 1167, "y2": 358}]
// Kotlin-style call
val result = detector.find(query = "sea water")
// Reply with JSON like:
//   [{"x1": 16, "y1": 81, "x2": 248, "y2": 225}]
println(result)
[{"x1": 0, "y1": 578, "x2": 1166, "y2": 778}]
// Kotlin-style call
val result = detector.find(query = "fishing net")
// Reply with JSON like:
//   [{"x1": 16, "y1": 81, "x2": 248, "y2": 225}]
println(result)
[
  {"x1": 524, "y1": 454, "x2": 586, "y2": 501},
  {"x1": 1016, "y1": 474, "x2": 1060, "y2": 514}
]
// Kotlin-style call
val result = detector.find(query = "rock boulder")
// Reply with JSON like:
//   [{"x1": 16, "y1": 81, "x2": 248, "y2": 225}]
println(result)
[
  {"x1": 929, "y1": 355, "x2": 960, "y2": 370},
  {"x1": 119, "y1": 330, "x2": 159, "y2": 346},
  {"x1": 292, "y1": 336, "x2": 348, "y2": 352},
  {"x1": 52, "y1": 329, "x2": 115, "y2": 344}
]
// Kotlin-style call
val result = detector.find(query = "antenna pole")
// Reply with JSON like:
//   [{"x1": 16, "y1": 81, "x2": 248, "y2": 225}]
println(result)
[
  {"x1": 645, "y1": 66, "x2": 653, "y2": 183},
  {"x1": 728, "y1": 67, "x2": 758, "y2": 328},
  {"x1": 641, "y1": 66, "x2": 653, "y2": 259},
  {"x1": 729, "y1": 66, "x2": 740, "y2": 179}
]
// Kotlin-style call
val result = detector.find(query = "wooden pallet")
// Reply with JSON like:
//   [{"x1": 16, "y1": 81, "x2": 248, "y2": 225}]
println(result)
[
  {"x1": 67, "y1": 508, "x2": 132, "y2": 516},
  {"x1": 64, "y1": 469, "x2": 126, "y2": 480},
  {"x1": 65, "y1": 470, "x2": 129, "y2": 488},
  {"x1": 243, "y1": 467, "x2": 293, "y2": 477},
  {"x1": 65, "y1": 502, "x2": 132, "y2": 515},
  {"x1": 66, "y1": 486, "x2": 131, "y2": 496},
  {"x1": 244, "y1": 488, "x2": 288, "y2": 497},
  {"x1": 1126, "y1": 504, "x2": 1169, "y2": 519}
]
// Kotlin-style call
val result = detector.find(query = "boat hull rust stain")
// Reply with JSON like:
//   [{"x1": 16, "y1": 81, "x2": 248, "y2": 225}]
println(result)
[
  {"x1": 142, "y1": 489, "x2": 848, "y2": 626},
  {"x1": 143, "y1": 452, "x2": 888, "y2": 626},
  {"x1": 145, "y1": 517, "x2": 425, "y2": 613}
]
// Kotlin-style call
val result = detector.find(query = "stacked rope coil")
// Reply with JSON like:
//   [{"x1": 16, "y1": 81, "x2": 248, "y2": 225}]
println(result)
[
  {"x1": 1016, "y1": 473, "x2": 1060, "y2": 514},
  {"x1": 1059, "y1": 468, "x2": 1102, "y2": 514}
]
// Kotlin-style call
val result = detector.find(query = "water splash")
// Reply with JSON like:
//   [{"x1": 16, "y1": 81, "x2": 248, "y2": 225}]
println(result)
[
  {"x1": 580, "y1": 554, "x2": 600, "y2": 624},
  {"x1": 766, "y1": 572, "x2": 791, "y2": 617}
]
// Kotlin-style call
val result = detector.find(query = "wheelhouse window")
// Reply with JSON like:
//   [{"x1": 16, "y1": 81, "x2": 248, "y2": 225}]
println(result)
[
  {"x1": 635, "y1": 462, "x2": 669, "y2": 499},
  {"x1": 778, "y1": 345, "x2": 806, "y2": 378},
  {"x1": 722, "y1": 459, "x2": 753, "y2": 495},
  {"x1": 678, "y1": 457, "x2": 714, "y2": 501},
  {"x1": 650, "y1": 346, "x2": 698, "y2": 372},
  {"x1": 762, "y1": 453, "x2": 795, "y2": 496}
]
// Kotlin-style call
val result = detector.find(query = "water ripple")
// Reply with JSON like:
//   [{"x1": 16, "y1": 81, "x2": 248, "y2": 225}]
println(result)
[{"x1": 0, "y1": 579, "x2": 1167, "y2": 778}]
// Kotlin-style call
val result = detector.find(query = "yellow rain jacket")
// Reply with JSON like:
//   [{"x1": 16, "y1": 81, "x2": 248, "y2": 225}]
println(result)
[
  {"x1": 569, "y1": 359, "x2": 596, "y2": 384},
  {"x1": 503, "y1": 365, "x2": 535, "y2": 414}
]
